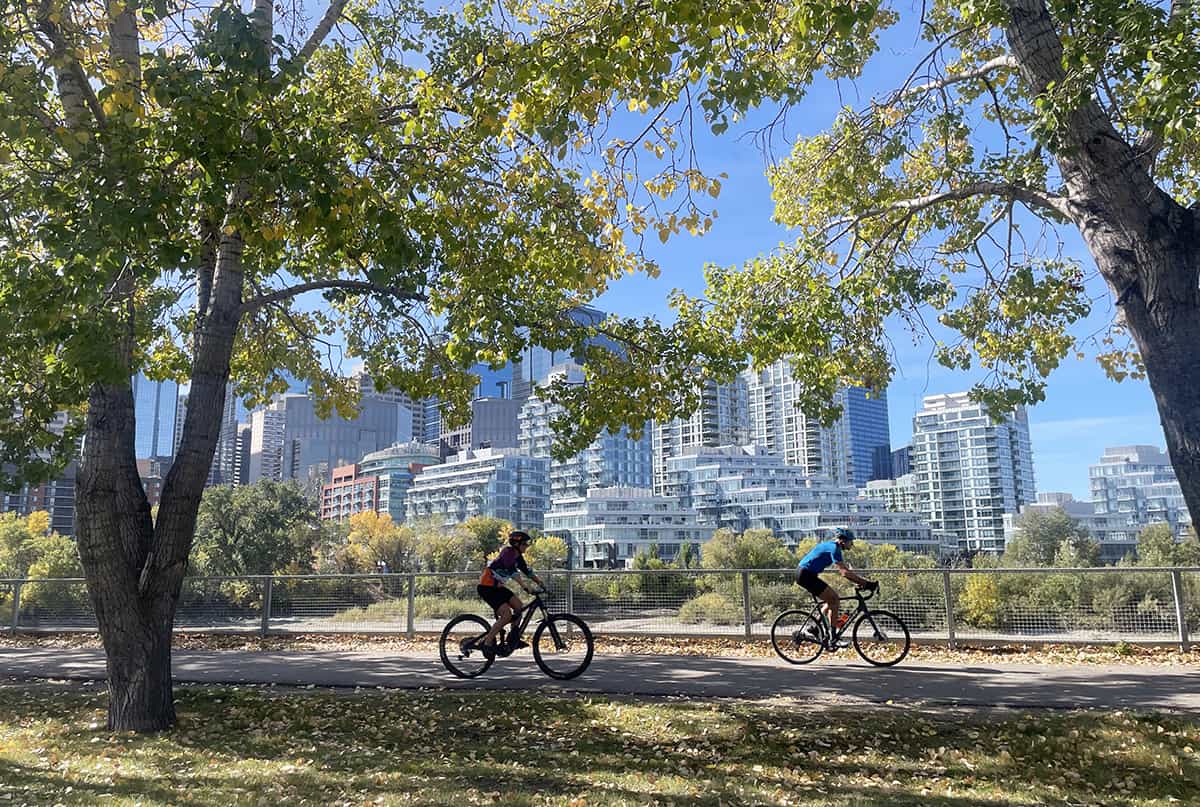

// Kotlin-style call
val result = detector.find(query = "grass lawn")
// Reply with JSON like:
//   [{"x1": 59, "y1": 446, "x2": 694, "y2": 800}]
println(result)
[{"x1": 0, "y1": 683, "x2": 1197, "y2": 806}]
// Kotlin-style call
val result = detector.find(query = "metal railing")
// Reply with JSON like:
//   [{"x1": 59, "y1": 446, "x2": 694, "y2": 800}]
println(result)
[{"x1": 1, "y1": 566, "x2": 1195, "y2": 650}]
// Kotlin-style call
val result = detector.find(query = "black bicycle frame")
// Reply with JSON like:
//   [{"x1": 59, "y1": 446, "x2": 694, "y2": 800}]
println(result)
[
  {"x1": 505, "y1": 594, "x2": 547, "y2": 643},
  {"x1": 813, "y1": 586, "x2": 878, "y2": 641}
]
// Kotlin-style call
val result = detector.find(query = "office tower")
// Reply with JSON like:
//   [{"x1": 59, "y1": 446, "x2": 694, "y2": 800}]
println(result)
[{"x1": 132, "y1": 373, "x2": 179, "y2": 459}]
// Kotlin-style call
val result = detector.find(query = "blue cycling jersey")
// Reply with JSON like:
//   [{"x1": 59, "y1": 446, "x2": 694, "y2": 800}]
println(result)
[{"x1": 798, "y1": 540, "x2": 844, "y2": 574}]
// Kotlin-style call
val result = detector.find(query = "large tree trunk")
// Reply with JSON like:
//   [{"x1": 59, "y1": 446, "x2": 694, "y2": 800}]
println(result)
[
  {"x1": 74, "y1": 379, "x2": 179, "y2": 730},
  {"x1": 1096, "y1": 224, "x2": 1200, "y2": 531},
  {"x1": 75, "y1": 223, "x2": 241, "y2": 730},
  {"x1": 1004, "y1": 0, "x2": 1200, "y2": 534}
]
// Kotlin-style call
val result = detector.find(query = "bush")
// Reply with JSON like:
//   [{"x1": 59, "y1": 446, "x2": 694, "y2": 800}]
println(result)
[
  {"x1": 959, "y1": 575, "x2": 1001, "y2": 629},
  {"x1": 678, "y1": 592, "x2": 743, "y2": 626}
]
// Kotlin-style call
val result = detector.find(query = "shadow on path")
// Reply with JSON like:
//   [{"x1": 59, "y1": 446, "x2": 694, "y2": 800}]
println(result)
[{"x1": 2, "y1": 648, "x2": 1197, "y2": 710}]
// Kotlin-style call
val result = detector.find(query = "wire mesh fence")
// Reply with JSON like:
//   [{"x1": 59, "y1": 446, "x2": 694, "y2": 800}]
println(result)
[{"x1": 1, "y1": 567, "x2": 1195, "y2": 647}]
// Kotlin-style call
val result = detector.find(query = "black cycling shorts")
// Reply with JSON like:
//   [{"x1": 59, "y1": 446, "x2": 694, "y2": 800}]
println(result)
[
  {"x1": 477, "y1": 584, "x2": 518, "y2": 613},
  {"x1": 795, "y1": 569, "x2": 828, "y2": 597}
]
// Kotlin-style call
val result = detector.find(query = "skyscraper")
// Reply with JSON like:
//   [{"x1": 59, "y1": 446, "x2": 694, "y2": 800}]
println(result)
[
  {"x1": 248, "y1": 395, "x2": 292, "y2": 483},
  {"x1": 132, "y1": 373, "x2": 179, "y2": 459},
  {"x1": 652, "y1": 377, "x2": 751, "y2": 495},
  {"x1": 841, "y1": 386, "x2": 892, "y2": 487},
  {"x1": 510, "y1": 305, "x2": 618, "y2": 401},
  {"x1": 743, "y1": 361, "x2": 843, "y2": 480},
  {"x1": 279, "y1": 393, "x2": 402, "y2": 486},
  {"x1": 911, "y1": 392, "x2": 1035, "y2": 553},
  {"x1": 741, "y1": 360, "x2": 891, "y2": 486}
]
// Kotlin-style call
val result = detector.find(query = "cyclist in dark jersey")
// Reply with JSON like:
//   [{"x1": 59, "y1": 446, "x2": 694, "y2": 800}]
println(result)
[
  {"x1": 475, "y1": 530, "x2": 544, "y2": 659},
  {"x1": 795, "y1": 527, "x2": 877, "y2": 646}
]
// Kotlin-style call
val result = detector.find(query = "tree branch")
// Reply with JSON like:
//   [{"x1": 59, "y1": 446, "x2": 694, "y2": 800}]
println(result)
[
  {"x1": 897, "y1": 56, "x2": 1019, "y2": 101},
  {"x1": 238, "y1": 279, "x2": 428, "y2": 317},
  {"x1": 839, "y1": 181, "x2": 1071, "y2": 227},
  {"x1": 107, "y1": 3, "x2": 142, "y2": 105},
  {"x1": 36, "y1": 9, "x2": 106, "y2": 129},
  {"x1": 286, "y1": 0, "x2": 349, "y2": 77}
]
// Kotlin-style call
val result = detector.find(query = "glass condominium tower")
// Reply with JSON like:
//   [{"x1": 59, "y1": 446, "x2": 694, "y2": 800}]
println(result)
[{"x1": 132, "y1": 373, "x2": 180, "y2": 459}]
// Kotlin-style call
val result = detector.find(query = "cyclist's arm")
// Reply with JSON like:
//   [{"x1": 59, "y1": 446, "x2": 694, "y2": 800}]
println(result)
[{"x1": 834, "y1": 562, "x2": 872, "y2": 587}]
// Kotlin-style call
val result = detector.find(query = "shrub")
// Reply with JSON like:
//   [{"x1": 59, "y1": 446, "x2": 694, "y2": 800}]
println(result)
[
  {"x1": 678, "y1": 592, "x2": 743, "y2": 626},
  {"x1": 959, "y1": 575, "x2": 1001, "y2": 629}
]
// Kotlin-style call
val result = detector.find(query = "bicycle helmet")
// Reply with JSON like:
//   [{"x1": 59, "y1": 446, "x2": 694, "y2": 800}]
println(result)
[
  {"x1": 833, "y1": 526, "x2": 856, "y2": 545},
  {"x1": 508, "y1": 530, "x2": 532, "y2": 546}
]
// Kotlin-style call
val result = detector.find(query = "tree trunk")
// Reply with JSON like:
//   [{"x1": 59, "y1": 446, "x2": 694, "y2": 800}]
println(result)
[
  {"x1": 74, "y1": 378, "x2": 178, "y2": 731},
  {"x1": 1003, "y1": 0, "x2": 1200, "y2": 535},
  {"x1": 1096, "y1": 226, "x2": 1200, "y2": 534},
  {"x1": 75, "y1": 227, "x2": 239, "y2": 729}
]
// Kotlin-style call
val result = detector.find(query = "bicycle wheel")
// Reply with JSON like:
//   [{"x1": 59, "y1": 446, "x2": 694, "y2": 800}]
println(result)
[
  {"x1": 770, "y1": 608, "x2": 825, "y2": 664},
  {"x1": 532, "y1": 614, "x2": 594, "y2": 680},
  {"x1": 440, "y1": 614, "x2": 495, "y2": 678},
  {"x1": 852, "y1": 609, "x2": 911, "y2": 667}
]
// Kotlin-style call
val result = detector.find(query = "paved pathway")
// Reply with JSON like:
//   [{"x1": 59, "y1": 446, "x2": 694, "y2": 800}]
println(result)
[{"x1": 2, "y1": 648, "x2": 1197, "y2": 711}]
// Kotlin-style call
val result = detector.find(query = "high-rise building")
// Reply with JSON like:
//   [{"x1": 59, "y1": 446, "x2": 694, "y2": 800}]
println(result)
[
  {"x1": 355, "y1": 372, "x2": 418, "y2": 444},
  {"x1": 890, "y1": 445, "x2": 912, "y2": 478},
  {"x1": 2, "y1": 461, "x2": 77, "y2": 536},
  {"x1": 248, "y1": 397, "x2": 290, "y2": 483},
  {"x1": 911, "y1": 392, "x2": 1036, "y2": 553},
  {"x1": 842, "y1": 386, "x2": 892, "y2": 486},
  {"x1": 132, "y1": 373, "x2": 179, "y2": 459},
  {"x1": 206, "y1": 383, "x2": 240, "y2": 486},
  {"x1": 1089, "y1": 445, "x2": 1192, "y2": 539},
  {"x1": 358, "y1": 441, "x2": 442, "y2": 524},
  {"x1": 743, "y1": 361, "x2": 843, "y2": 480},
  {"x1": 1003, "y1": 492, "x2": 1143, "y2": 563},
  {"x1": 519, "y1": 363, "x2": 653, "y2": 501},
  {"x1": 652, "y1": 377, "x2": 751, "y2": 495},
  {"x1": 280, "y1": 393, "x2": 402, "y2": 487},
  {"x1": 544, "y1": 487, "x2": 711, "y2": 567},
  {"x1": 741, "y1": 361, "x2": 890, "y2": 487},
  {"x1": 439, "y1": 397, "x2": 522, "y2": 456},
  {"x1": 663, "y1": 445, "x2": 949, "y2": 555},
  {"x1": 510, "y1": 305, "x2": 618, "y2": 401},
  {"x1": 320, "y1": 464, "x2": 380, "y2": 522},
  {"x1": 233, "y1": 424, "x2": 251, "y2": 487},
  {"x1": 405, "y1": 447, "x2": 549, "y2": 530}
]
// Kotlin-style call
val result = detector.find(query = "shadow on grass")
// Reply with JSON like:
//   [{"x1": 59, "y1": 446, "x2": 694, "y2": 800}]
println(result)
[{"x1": 0, "y1": 685, "x2": 1196, "y2": 806}]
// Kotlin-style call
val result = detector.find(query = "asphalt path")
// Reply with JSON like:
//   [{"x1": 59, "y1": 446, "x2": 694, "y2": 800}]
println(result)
[{"x1": 2, "y1": 647, "x2": 1198, "y2": 711}]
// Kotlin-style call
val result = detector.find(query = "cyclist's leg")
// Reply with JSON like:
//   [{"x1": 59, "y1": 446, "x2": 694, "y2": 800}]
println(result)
[
  {"x1": 476, "y1": 585, "x2": 515, "y2": 646},
  {"x1": 481, "y1": 602, "x2": 513, "y2": 646},
  {"x1": 819, "y1": 588, "x2": 840, "y2": 628}
]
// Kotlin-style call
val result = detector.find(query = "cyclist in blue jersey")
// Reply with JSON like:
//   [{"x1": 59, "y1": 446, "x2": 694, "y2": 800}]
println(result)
[{"x1": 796, "y1": 527, "x2": 877, "y2": 646}]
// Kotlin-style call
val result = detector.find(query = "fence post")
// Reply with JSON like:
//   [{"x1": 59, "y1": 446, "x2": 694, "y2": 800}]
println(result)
[
  {"x1": 10, "y1": 581, "x2": 20, "y2": 632},
  {"x1": 566, "y1": 565, "x2": 575, "y2": 615},
  {"x1": 741, "y1": 571, "x2": 752, "y2": 639},
  {"x1": 406, "y1": 573, "x2": 416, "y2": 638},
  {"x1": 942, "y1": 570, "x2": 957, "y2": 649},
  {"x1": 260, "y1": 576, "x2": 273, "y2": 637},
  {"x1": 1170, "y1": 569, "x2": 1190, "y2": 652}
]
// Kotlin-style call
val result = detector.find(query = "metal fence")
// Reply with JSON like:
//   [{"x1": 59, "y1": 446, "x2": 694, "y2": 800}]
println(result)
[{"x1": 1, "y1": 567, "x2": 1195, "y2": 649}]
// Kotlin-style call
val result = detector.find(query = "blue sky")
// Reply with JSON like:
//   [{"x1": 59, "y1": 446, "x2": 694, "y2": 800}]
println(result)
[{"x1": 593, "y1": 23, "x2": 1167, "y2": 501}]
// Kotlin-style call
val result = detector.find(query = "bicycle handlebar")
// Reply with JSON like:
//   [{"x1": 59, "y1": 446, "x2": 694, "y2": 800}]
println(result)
[{"x1": 854, "y1": 583, "x2": 880, "y2": 601}]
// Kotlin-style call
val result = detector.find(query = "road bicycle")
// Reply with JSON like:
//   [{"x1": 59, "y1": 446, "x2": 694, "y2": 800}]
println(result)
[
  {"x1": 439, "y1": 583, "x2": 594, "y2": 680},
  {"x1": 770, "y1": 583, "x2": 911, "y2": 667}
]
